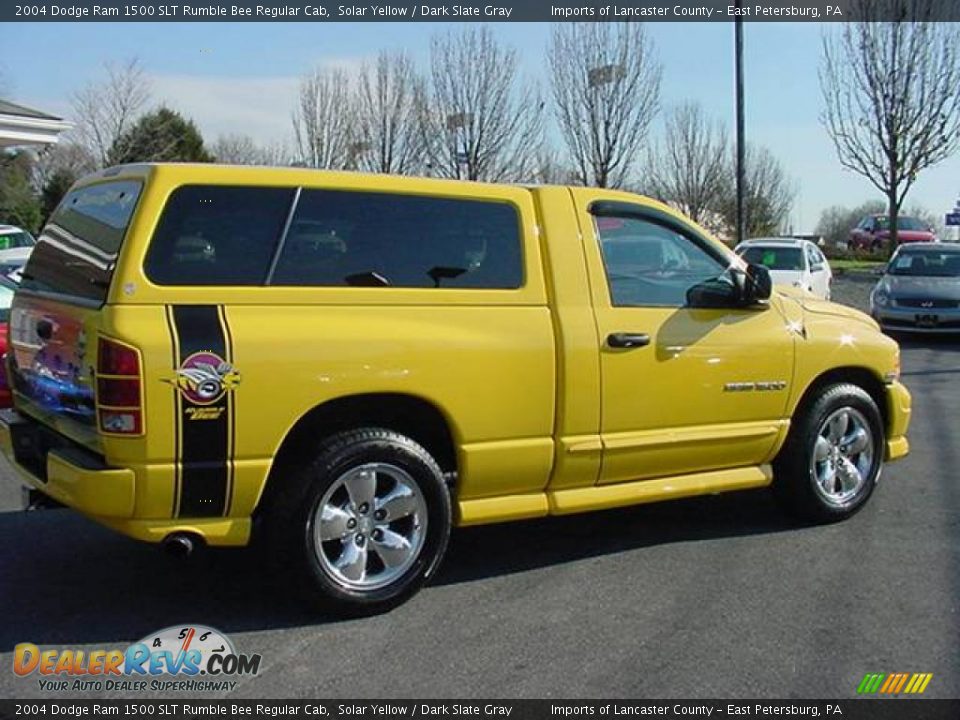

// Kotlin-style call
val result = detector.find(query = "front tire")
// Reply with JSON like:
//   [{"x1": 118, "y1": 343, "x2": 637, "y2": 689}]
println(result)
[
  {"x1": 773, "y1": 383, "x2": 884, "y2": 522},
  {"x1": 264, "y1": 428, "x2": 452, "y2": 613}
]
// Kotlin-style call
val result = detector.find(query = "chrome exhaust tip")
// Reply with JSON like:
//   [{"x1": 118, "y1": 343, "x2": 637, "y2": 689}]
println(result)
[{"x1": 162, "y1": 532, "x2": 202, "y2": 559}]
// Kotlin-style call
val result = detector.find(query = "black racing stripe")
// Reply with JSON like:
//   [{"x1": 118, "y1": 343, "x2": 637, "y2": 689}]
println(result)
[
  {"x1": 217, "y1": 304, "x2": 236, "y2": 517},
  {"x1": 164, "y1": 306, "x2": 182, "y2": 517},
  {"x1": 172, "y1": 305, "x2": 229, "y2": 518}
]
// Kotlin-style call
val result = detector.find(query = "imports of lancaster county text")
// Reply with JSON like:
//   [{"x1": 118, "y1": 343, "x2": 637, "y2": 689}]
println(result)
[{"x1": 551, "y1": 4, "x2": 843, "y2": 19}]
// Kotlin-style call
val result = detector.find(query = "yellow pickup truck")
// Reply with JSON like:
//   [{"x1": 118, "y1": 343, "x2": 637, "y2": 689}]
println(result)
[{"x1": 0, "y1": 164, "x2": 911, "y2": 612}]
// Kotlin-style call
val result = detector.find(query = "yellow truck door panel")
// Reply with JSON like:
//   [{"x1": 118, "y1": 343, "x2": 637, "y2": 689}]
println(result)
[
  {"x1": 595, "y1": 304, "x2": 793, "y2": 483},
  {"x1": 571, "y1": 189, "x2": 795, "y2": 484}
]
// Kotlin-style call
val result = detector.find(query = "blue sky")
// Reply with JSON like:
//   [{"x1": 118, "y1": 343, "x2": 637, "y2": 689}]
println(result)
[{"x1": 4, "y1": 21, "x2": 960, "y2": 233}]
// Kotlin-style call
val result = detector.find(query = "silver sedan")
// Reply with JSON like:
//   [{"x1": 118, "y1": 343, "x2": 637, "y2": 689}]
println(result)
[{"x1": 870, "y1": 242, "x2": 960, "y2": 333}]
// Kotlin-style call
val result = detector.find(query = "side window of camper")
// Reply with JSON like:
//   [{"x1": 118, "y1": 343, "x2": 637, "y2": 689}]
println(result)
[
  {"x1": 144, "y1": 185, "x2": 295, "y2": 286},
  {"x1": 269, "y1": 189, "x2": 523, "y2": 289}
]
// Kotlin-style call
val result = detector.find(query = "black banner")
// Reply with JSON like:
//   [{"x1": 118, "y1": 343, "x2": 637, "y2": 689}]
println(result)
[
  {"x1": 6, "y1": 0, "x2": 960, "y2": 23},
  {"x1": 2, "y1": 701, "x2": 960, "y2": 720}
]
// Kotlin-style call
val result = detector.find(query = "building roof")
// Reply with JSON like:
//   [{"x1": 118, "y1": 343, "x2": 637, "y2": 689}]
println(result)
[
  {"x1": 0, "y1": 98, "x2": 71, "y2": 148},
  {"x1": 0, "y1": 99, "x2": 63, "y2": 121}
]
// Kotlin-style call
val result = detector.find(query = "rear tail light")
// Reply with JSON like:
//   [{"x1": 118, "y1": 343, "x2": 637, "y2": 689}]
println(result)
[{"x1": 96, "y1": 337, "x2": 143, "y2": 435}]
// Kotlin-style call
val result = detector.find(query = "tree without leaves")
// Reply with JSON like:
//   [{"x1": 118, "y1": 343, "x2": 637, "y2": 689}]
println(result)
[
  {"x1": 528, "y1": 142, "x2": 577, "y2": 185},
  {"x1": 31, "y1": 142, "x2": 96, "y2": 192},
  {"x1": 292, "y1": 67, "x2": 357, "y2": 170},
  {"x1": 645, "y1": 103, "x2": 728, "y2": 224},
  {"x1": 107, "y1": 107, "x2": 213, "y2": 165},
  {"x1": 355, "y1": 51, "x2": 424, "y2": 175},
  {"x1": 30, "y1": 142, "x2": 97, "y2": 222},
  {"x1": 71, "y1": 58, "x2": 151, "y2": 168},
  {"x1": 421, "y1": 26, "x2": 543, "y2": 182},
  {"x1": 549, "y1": 22, "x2": 662, "y2": 188},
  {"x1": 815, "y1": 200, "x2": 886, "y2": 247},
  {"x1": 820, "y1": 0, "x2": 960, "y2": 252},
  {"x1": 212, "y1": 134, "x2": 291, "y2": 166},
  {"x1": 718, "y1": 145, "x2": 796, "y2": 239}
]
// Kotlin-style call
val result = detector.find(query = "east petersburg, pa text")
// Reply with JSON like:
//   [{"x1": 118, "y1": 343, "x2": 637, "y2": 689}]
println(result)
[{"x1": 551, "y1": 4, "x2": 843, "y2": 19}]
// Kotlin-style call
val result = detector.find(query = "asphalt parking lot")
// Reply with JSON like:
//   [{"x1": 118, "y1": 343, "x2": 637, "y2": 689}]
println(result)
[{"x1": 0, "y1": 275, "x2": 957, "y2": 699}]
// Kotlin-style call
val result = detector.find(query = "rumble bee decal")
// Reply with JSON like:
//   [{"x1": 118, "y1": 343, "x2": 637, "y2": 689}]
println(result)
[{"x1": 171, "y1": 351, "x2": 241, "y2": 405}]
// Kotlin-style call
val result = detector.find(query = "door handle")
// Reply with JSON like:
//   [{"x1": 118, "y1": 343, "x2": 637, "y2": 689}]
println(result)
[{"x1": 607, "y1": 332, "x2": 650, "y2": 349}]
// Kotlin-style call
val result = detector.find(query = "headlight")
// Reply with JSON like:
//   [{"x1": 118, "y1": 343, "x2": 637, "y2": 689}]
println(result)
[{"x1": 873, "y1": 291, "x2": 889, "y2": 307}]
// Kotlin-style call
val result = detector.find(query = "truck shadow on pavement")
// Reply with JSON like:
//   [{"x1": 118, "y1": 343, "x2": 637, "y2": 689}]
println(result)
[{"x1": 0, "y1": 488, "x2": 799, "y2": 652}]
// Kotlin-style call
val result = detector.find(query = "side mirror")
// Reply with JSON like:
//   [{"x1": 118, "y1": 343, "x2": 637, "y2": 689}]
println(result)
[
  {"x1": 686, "y1": 276, "x2": 740, "y2": 309},
  {"x1": 743, "y1": 263, "x2": 772, "y2": 303},
  {"x1": 686, "y1": 264, "x2": 771, "y2": 309}
]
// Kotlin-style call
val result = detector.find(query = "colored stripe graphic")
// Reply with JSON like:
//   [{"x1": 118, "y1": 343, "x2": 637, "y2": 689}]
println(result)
[
  {"x1": 169, "y1": 305, "x2": 233, "y2": 518},
  {"x1": 858, "y1": 672, "x2": 932, "y2": 695}
]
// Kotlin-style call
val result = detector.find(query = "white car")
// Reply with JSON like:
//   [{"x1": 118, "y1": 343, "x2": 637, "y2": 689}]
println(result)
[
  {"x1": 734, "y1": 237, "x2": 833, "y2": 300},
  {"x1": 0, "y1": 225, "x2": 36, "y2": 281}
]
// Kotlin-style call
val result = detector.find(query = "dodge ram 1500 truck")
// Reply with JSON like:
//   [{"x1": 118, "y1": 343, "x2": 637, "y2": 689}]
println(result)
[{"x1": 0, "y1": 164, "x2": 911, "y2": 611}]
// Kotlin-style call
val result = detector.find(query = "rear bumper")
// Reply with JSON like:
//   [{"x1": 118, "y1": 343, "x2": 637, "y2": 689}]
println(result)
[
  {"x1": 0, "y1": 409, "x2": 135, "y2": 517},
  {"x1": 885, "y1": 381, "x2": 911, "y2": 462},
  {"x1": 0, "y1": 409, "x2": 249, "y2": 546}
]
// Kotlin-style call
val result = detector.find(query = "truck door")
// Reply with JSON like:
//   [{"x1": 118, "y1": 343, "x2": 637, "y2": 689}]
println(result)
[{"x1": 572, "y1": 191, "x2": 796, "y2": 485}]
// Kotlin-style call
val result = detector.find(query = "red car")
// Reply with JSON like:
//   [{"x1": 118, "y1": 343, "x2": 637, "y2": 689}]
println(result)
[
  {"x1": 0, "y1": 275, "x2": 17, "y2": 408},
  {"x1": 849, "y1": 214, "x2": 938, "y2": 251}
]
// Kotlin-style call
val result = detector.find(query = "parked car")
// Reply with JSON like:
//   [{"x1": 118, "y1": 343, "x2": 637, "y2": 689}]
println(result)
[
  {"x1": 850, "y1": 215, "x2": 937, "y2": 251},
  {"x1": 870, "y1": 242, "x2": 960, "y2": 333},
  {"x1": 0, "y1": 225, "x2": 36, "y2": 266},
  {"x1": 734, "y1": 237, "x2": 832, "y2": 300},
  {"x1": 0, "y1": 275, "x2": 17, "y2": 408},
  {"x1": 0, "y1": 164, "x2": 911, "y2": 612}
]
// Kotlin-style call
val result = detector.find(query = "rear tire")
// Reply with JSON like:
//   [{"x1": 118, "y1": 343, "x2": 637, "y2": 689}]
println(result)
[
  {"x1": 773, "y1": 383, "x2": 884, "y2": 523},
  {"x1": 262, "y1": 428, "x2": 451, "y2": 614}
]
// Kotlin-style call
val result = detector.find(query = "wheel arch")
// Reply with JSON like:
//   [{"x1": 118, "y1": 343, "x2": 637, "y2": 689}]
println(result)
[
  {"x1": 255, "y1": 393, "x2": 459, "y2": 518},
  {"x1": 791, "y1": 366, "x2": 888, "y2": 431}
]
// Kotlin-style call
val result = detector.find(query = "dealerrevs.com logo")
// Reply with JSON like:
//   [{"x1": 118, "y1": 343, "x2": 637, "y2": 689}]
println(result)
[{"x1": 13, "y1": 625, "x2": 262, "y2": 693}]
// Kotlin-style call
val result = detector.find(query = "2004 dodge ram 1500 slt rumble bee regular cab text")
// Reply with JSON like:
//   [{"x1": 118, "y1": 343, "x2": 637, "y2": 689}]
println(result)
[{"x1": 0, "y1": 164, "x2": 911, "y2": 611}]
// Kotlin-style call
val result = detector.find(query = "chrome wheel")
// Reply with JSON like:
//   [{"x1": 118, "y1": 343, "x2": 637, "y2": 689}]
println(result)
[
  {"x1": 810, "y1": 407, "x2": 875, "y2": 507},
  {"x1": 312, "y1": 462, "x2": 428, "y2": 591}
]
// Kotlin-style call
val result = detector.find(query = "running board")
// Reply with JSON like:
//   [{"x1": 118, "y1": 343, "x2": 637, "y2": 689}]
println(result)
[{"x1": 456, "y1": 465, "x2": 773, "y2": 526}]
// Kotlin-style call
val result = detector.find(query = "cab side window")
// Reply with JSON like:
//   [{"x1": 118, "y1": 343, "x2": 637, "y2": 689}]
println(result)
[{"x1": 594, "y1": 215, "x2": 727, "y2": 307}]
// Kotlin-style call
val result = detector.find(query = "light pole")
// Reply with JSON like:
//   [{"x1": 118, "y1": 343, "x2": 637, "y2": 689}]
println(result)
[
  {"x1": 735, "y1": 7, "x2": 746, "y2": 245},
  {"x1": 446, "y1": 112, "x2": 473, "y2": 180},
  {"x1": 588, "y1": 63, "x2": 625, "y2": 188}
]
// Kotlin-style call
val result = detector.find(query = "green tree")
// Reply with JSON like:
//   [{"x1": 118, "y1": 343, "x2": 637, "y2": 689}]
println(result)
[
  {"x1": 41, "y1": 168, "x2": 78, "y2": 222},
  {"x1": 108, "y1": 107, "x2": 213, "y2": 165},
  {"x1": 0, "y1": 151, "x2": 42, "y2": 233}
]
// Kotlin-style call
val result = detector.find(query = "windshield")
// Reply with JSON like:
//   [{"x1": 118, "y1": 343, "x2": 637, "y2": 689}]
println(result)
[
  {"x1": 876, "y1": 216, "x2": 927, "y2": 232},
  {"x1": 0, "y1": 231, "x2": 35, "y2": 250},
  {"x1": 889, "y1": 251, "x2": 960, "y2": 277},
  {"x1": 739, "y1": 246, "x2": 803, "y2": 271}
]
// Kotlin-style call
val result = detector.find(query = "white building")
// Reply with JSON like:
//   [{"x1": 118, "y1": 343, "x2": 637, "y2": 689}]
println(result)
[{"x1": 0, "y1": 99, "x2": 71, "y2": 149}]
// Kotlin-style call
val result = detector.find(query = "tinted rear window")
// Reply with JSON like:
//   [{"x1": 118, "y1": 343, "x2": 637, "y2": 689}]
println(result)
[
  {"x1": 271, "y1": 189, "x2": 522, "y2": 289},
  {"x1": 145, "y1": 185, "x2": 296, "y2": 286},
  {"x1": 20, "y1": 181, "x2": 141, "y2": 304}
]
